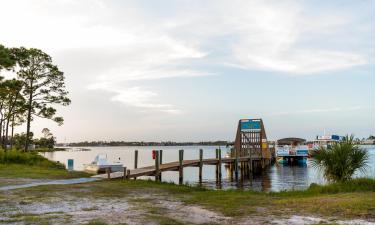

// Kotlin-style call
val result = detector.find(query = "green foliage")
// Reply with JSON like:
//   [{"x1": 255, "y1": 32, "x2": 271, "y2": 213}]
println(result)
[
  {"x1": 369, "y1": 135, "x2": 375, "y2": 140},
  {"x1": 0, "y1": 149, "x2": 64, "y2": 169},
  {"x1": 0, "y1": 44, "x2": 15, "y2": 70},
  {"x1": 311, "y1": 135, "x2": 369, "y2": 182},
  {"x1": 13, "y1": 47, "x2": 71, "y2": 121},
  {"x1": 12, "y1": 132, "x2": 33, "y2": 150},
  {"x1": 11, "y1": 47, "x2": 70, "y2": 151},
  {"x1": 34, "y1": 137, "x2": 55, "y2": 149}
]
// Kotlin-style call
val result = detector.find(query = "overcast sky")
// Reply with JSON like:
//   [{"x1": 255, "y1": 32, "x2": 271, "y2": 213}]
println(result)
[{"x1": 1, "y1": 0, "x2": 374, "y2": 142}]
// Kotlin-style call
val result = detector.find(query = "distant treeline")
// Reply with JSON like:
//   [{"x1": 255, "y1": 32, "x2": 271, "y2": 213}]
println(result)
[{"x1": 60, "y1": 141, "x2": 233, "y2": 147}]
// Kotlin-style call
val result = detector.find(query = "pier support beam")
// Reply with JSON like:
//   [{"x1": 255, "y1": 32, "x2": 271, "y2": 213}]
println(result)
[
  {"x1": 123, "y1": 166, "x2": 127, "y2": 180},
  {"x1": 106, "y1": 167, "x2": 111, "y2": 179},
  {"x1": 155, "y1": 151, "x2": 160, "y2": 181},
  {"x1": 179, "y1": 149, "x2": 184, "y2": 185},
  {"x1": 215, "y1": 149, "x2": 219, "y2": 180},
  {"x1": 159, "y1": 150, "x2": 163, "y2": 181},
  {"x1": 218, "y1": 148, "x2": 222, "y2": 182},
  {"x1": 134, "y1": 150, "x2": 138, "y2": 180},
  {"x1": 199, "y1": 149, "x2": 203, "y2": 183},
  {"x1": 234, "y1": 149, "x2": 239, "y2": 181}
]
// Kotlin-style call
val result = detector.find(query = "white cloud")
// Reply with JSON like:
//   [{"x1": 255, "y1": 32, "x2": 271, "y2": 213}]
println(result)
[
  {"x1": 217, "y1": 1, "x2": 367, "y2": 74},
  {"x1": 269, "y1": 106, "x2": 369, "y2": 116},
  {"x1": 0, "y1": 0, "x2": 370, "y2": 114},
  {"x1": 89, "y1": 85, "x2": 182, "y2": 114}
]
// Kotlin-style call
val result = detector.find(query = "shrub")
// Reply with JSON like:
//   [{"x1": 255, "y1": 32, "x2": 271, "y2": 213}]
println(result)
[
  {"x1": 311, "y1": 135, "x2": 369, "y2": 182},
  {"x1": 0, "y1": 149, "x2": 65, "y2": 169}
]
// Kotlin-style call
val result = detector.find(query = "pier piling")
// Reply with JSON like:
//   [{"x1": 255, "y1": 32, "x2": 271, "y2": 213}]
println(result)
[
  {"x1": 155, "y1": 151, "x2": 160, "y2": 181},
  {"x1": 123, "y1": 167, "x2": 127, "y2": 180},
  {"x1": 106, "y1": 167, "x2": 111, "y2": 179},
  {"x1": 159, "y1": 150, "x2": 163, "y2": 181},
  {"x1": 134, "y1": 150, "x2": 138, "y2": 180},
  {"x1": 199, "y1": 149, "x2": 203, "y2": 183},
  {"x1": 218, "y1": 148, "x2": 222, "y2": 182},
  {"x1": 179, "y1": 149, "x2": 184, "y2": 185},
  {"x1": 234, "y1": 150, "x2": 239, "y2": 181},
  {"x1": 215, "y1": 149, "x2": 219, "y2": 180}
]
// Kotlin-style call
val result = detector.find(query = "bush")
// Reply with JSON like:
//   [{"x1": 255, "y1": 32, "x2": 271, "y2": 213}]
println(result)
[
  {"x1": 0, "y1": 149, "x2": 65, "y2": 169},
  {"x1": 311, "y1": 135, "x2": 369, "y2": 182}
]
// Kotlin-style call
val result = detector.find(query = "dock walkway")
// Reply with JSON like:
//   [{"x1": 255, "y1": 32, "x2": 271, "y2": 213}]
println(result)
[{"x1": 93, "y1": 156, "x2": 262, "y2": 180}]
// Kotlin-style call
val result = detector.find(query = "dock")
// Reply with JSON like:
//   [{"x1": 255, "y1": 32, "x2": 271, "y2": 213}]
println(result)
[
  {"x1": 93, "y1": 118, "x2": 276, "y2": 184},
  {"x1": 93, "y1": 149, "x2": 272, "y2": 183}
]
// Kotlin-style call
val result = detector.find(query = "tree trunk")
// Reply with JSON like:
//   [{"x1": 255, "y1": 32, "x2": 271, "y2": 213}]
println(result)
[
  {"x1": 5, "y1": 116, "x2": 10, "y2": 150},
  {"x1": 10, "y1": 114, "x2": 14, "y2": 149},
  {"x1": 2, "y1": 123, "x2": 5, "y2": 148},
  {"x1": 0, "y1": 116, "x2": 3, "y2": 145},
  {"x1": 25, "y1": 81, "x2": 33, "y2": 152}
]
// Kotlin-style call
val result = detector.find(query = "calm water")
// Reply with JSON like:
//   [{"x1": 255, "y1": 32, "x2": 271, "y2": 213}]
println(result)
[{"x1": 42, "y1": 145, "x2": 375, "y2": 192}]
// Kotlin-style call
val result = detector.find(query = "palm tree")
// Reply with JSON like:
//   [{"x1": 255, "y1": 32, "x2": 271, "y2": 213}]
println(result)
[{"x1": 311, "y1": 135, "x2": 368, "y2": 182}]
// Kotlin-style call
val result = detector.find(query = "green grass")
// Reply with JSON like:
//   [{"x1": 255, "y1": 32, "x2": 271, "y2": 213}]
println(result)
[
  {"x1": 0, "y1": 149, "x2": 65, "y2": 169},
  {"x1": 1, "y1": 178, "x2": 374, "y2": 223},
  {"x1": 85, "y1": 219, "x2": 108, "y2": 225},
  {"x1": 0, "y1": 164, "x2": 90, "y2": 179},
  {"x1": 86, "y1": 179, "x2": 375, "y2": 219},
  {"x1": 0, "y1": 149, "x2": 90, "y2": 180}
]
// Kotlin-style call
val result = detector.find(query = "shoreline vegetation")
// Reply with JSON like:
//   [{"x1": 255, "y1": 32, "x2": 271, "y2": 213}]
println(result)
[
  {"x1": 0, "y1": 152, "x2": 374, "y2": 224},
  {"x1": 0, "y1": 150, "x2": 89, "y2": 179},
  {"x1": 60, "y1": 140, "x2": 233, "y2": 147}
]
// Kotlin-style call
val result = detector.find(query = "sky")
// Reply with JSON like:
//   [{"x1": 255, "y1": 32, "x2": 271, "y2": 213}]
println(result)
[{"x1": 0, "y1": 0, "x2": 374, "y2": 142}]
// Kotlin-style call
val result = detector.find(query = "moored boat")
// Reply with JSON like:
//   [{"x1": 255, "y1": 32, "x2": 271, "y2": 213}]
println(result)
[
  {"x1": 84, "y1": 154, "x2": 124, "y2": 174},
  {"x1": 276, "y1": 138, "x2": 309, "y2": 165}
]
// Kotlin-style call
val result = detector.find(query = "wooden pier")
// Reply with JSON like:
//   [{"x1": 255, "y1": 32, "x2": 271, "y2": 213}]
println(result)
[
  {"x1": 93, "y1": 149, "x2": 272, "y2": 183},
  {"x1": 93, "y1": 118, "x2": 275, "y2": 184}
]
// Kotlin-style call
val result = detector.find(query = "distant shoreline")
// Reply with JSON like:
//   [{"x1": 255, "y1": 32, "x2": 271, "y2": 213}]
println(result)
[{"x1": 56, "y1": 141, "x2": 234, "y2": 148}]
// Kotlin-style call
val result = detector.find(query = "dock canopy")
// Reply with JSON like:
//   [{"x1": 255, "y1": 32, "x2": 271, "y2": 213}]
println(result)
[{"x1": 277, "y1": 138, "x2": 306, "y2": 145}]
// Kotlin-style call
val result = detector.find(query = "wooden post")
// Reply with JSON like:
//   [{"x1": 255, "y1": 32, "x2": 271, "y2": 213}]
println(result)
[
  {"x1": 199, "y1": 149, "x2": 203, "y2": 183},
  {"x1": 235, "y1": 148, "x2": 239, "y2": 181},
  {"x1": 155, "y1": 150, "x2": 160, "y2": 181},
  {"x1": 127, "y1": 169, "x2": 131, "y2": 179},
  {"x1": 215, "y1": 149, "x2": 219, "y2": 180},
  {"x1": 106, "y1": 167, "x2": 111, "y2": 179},
  {"x1": 248, "y1": 159, "x2": 252, "y2": 179},
  {"x1": 159, "y1": 150, "x2": 163, "y2": 181},
  {"x1": 123, "y1": 166, "x2": 128, "y2": 180},
  {"x1": 179, "y1": 149, "x2": 184, "y2": 185},
  {"x1": 218, "y1": 148, "x2": 222, "y2": 181},
  {"x1": 134, "y1": 150, "x2": 138, "y2": 180}
]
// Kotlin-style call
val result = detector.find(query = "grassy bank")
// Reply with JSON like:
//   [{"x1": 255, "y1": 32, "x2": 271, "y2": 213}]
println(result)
[{"x1": 0, "y1": 150, "x2": 90, "y2": 180}]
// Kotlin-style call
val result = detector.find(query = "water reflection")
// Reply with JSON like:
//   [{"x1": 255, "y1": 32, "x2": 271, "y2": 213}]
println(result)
[{"x1": 42, "y1": 145, "x2": 375, "y2": 192}]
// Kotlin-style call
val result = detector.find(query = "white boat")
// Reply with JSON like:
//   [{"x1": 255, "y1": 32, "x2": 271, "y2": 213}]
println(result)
[{"x1": 84, "y1": 154, "x2": 123, "y2": 174}]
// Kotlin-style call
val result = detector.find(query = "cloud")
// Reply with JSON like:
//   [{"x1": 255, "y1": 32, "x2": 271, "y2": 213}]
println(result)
[
  {"x1": 217, "y1": 1, "x2": 367, "y2": 74},
  {"x1": 269, "y1": 106, "x2": 370, "y2": 116},
  {"x1": 0, "y1": 0, "x2": 371, "y2": 115},
  {"x1": 88, "y1": 85, "x2": 182, "y2": 114}
]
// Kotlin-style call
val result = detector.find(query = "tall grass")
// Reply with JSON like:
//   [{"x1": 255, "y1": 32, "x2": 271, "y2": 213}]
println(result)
[{"x1": 0, "y1": 149, "x2": 65, "y2": 169}]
